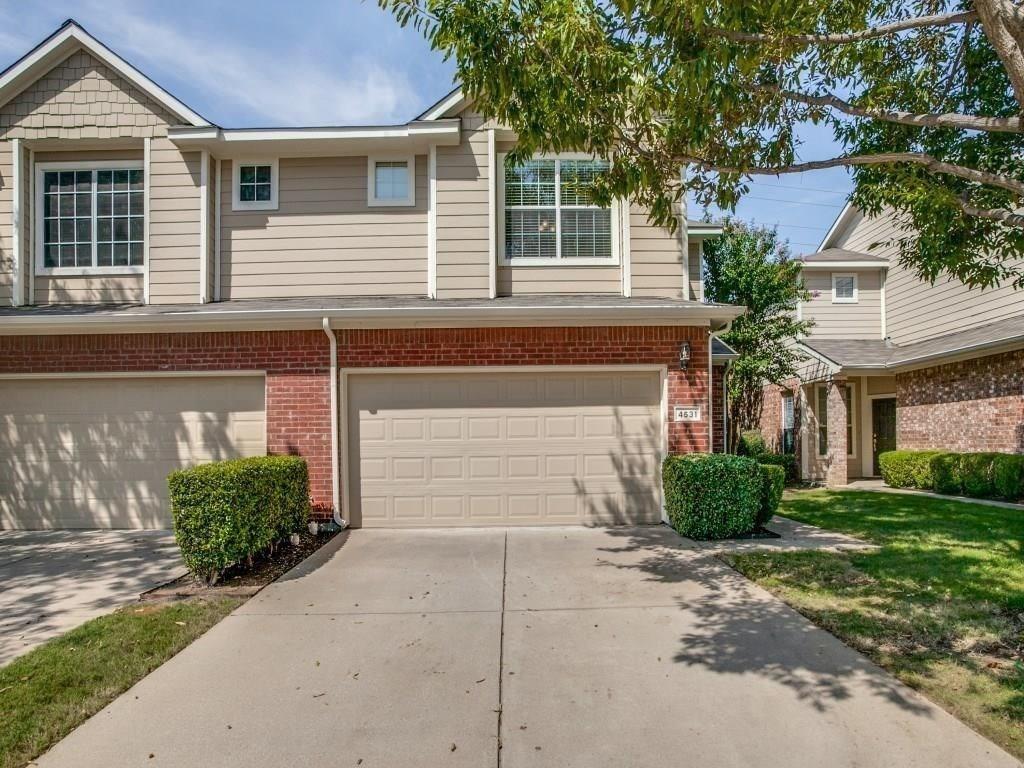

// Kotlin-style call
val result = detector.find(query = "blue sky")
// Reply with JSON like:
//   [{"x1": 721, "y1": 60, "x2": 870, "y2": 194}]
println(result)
[{"x1": 1, "y1": 0, "x2": 852, "y2": 254}]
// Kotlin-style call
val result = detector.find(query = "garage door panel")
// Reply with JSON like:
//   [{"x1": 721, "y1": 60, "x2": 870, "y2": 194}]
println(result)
[
  {"x1": 1, "y1": 376, "x2": 266, "y2": 529},
  {"x1": 349, "y1": 371, "x2": 663, "y2": 527}
]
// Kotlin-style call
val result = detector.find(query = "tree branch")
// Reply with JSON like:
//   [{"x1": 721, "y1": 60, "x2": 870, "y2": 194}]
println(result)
[
  {"x1": 768, "y1": 87, "x2": 1022, "y2": 133},
  {"x1": 952, "y1": 196, "x2": 1024, "y2": 227},
  {"x1": 679, "y1": 151, "x2": 1024, "y2": 197},
  {"x1": 707, "y1": 10, "x2": 978, "y2": 46}
]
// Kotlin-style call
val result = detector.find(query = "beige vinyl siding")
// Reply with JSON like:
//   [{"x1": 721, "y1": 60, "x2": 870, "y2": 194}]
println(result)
[
  {"x1": 629, "y1": 204, "x2": 688, "y2": 299},
  {"x1": 688, "y1": 242, "x2": 702, "y2": 301},
  {"x1": 31, "y1": 149, "x2": 146, "y2": 304},
  {"x1": 0, "y1": 50, "x2": 176, "y2": 141},
  {"x1": 802, "y1": 269, "x2": 883, "y2": 339},
  {"x1": 836, "y1": 208, "x2": 1022, "y2": 344},
  {"x1": 219, "y1": 156, "x2": 427, "y2": 299},
  {"x1": 148, "y1": 138, "x2": 200, "y2": 304},
  {"x1": 435, "y1": 110, "x2": 490, "y2": 298},
  {"x1": 496, "y1": 265, "x2": 620, "y2": 294},
  {"x1": 33, "y1": 275, "x2": 143, "y2": 304},
  {"x1": 0, "y1": 141, "x2": 11, "y2": 303}
]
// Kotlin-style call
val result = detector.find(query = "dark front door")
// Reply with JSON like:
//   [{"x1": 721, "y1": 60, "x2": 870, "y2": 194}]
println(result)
[{"x1": 871, "y1": 398, "x2": 897, "y2": 475}]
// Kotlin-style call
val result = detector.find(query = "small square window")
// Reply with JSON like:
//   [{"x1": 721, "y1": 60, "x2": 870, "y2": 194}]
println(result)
[
  {"x1": 367, "y1": 156, "x2": 414, "y2": 206},
  {"x1": 232, "y1": 160, "x2": 278, "y2": 211},
  {"x1": 832, "y1": 273, "x2": 858, "y2": 303}
]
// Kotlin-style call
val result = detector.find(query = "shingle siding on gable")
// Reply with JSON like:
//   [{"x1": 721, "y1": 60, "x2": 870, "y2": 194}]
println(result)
[{"x1": 0, "y1": 50, "x2": 179, "y2": 140}]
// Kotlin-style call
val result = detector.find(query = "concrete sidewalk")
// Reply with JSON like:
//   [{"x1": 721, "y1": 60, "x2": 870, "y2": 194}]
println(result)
[
  {"x1": 36, "y1": 526, "x2": 1019, "y2": 768},
  {"x1": 0, "y1": 530, "x2": 184, "y2": 665}
]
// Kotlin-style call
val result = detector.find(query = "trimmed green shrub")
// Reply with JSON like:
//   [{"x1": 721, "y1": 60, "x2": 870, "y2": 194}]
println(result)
[
  {"x1": 757, "y1": 463, "x2": 785, "y2": 528},
  {"x1": 877, "y1": 450, "x2": 944, "y2": 490},
  {"x1": 663, "y1": 453, "x2": 762, "y2": 540},
  {"x1": 960, "y1": 452, "x2": 1001, "y2": 498},
  {"x1": 930, "y1": 452, "x2": 964, "y2": 496},
  {"x1": 168, "y1": 456, "x2": 310, "y2": 585},
  {"x1": 736, "y1": 430, "x2": 767, "y2": 457},
  {"x1": 757, "y1": 453, "x2": 799, "y2": 485},
  {"x1": 993, "y1": 454, "x2": 1024, "y2": 501}
]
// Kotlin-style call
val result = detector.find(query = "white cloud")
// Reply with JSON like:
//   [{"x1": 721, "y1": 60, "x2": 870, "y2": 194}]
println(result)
[{"x1": 83, "y1": 5, "x2": 418, "y2": 126}]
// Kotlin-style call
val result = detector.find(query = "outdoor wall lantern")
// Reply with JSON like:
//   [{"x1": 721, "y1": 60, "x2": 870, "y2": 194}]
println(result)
[{"x1": 679, "y1": 341, "x2": 691, "y2": 370}]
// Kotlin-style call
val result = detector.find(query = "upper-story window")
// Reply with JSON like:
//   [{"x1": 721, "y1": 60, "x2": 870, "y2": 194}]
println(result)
[
  {"x1": 499, "y1": 155, "x2": 617, "y2": 265},
  {"x1": 367, "y1": 155, "x2": 415, "y2": 206},
  {"x1": 232, "y1": 159, "x2": 278, "y2": 211},
  {"x1": 832, "y1": 273, "x2": 858, "y2": 303},
  {"x1": 37, "y1": 163, "x2": 144, "y2": 274}
]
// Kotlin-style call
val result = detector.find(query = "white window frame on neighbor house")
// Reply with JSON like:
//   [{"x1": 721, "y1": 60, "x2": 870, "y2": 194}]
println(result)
[
  {"x1": 831, "y1": 272, "x2": 858, "y2": 303},
  {"x1": 815, "y1": 383, "x2": 856, "y2": 458},
  {"x1": 497, "y1": 153, "x2": 621, "y2": 267},
  {"x1": 367, "y1": 155, "x2": 415, "y2": 207},
  {"x1": 232, "y1": 159, "x2": 278, "y2": 211},
  {"x1": 35, "y1": 160, "x2": 145, "y2": 277}
]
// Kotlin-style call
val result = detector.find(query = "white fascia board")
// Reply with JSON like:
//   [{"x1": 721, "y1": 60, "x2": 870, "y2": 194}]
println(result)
[
  {"x1": 799, "y1": 261, "x2": 889, "y2": 270},
  {"x1": 817, "y1": 201, "x2": 856, "y2": 250},
  {"x1": 418, "y1": 87, "x2": 468, "y2": 120},
  {"x1": 166, "y1": 121, "x2": 461, "y2": 154},
  {"x1": 0, "y1": 22, "x2": 210, "y2": 126},
  {"x1": 0, "y1": 302, "x2": 746, "y2": 335}
]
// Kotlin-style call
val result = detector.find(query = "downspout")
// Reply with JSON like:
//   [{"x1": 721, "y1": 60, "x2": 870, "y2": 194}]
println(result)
[{"x1": 322, "y1": 317, "x2": 346, "y2": 529}]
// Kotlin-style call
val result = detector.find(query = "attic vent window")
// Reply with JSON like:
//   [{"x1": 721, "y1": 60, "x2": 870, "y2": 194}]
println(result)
[
  {"x1": 831, "y1": 273, "x2": 858, "y2": 303},
  {"x1": 232, "y1": 159, "x2": 278, "y2": 211}
]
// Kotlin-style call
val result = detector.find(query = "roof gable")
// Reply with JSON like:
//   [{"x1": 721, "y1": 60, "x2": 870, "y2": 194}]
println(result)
[{"x1": 0, "y1": 19, "x2": 210, "y2": 127}]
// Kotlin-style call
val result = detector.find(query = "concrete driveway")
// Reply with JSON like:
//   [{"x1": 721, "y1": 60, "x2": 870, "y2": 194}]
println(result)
[
  {"x1": 38, "y1": 527, "x2": 1018, "y2": 768},
  {"x1": 0, "y1": 530, "x2": 183, "y2": 665}
]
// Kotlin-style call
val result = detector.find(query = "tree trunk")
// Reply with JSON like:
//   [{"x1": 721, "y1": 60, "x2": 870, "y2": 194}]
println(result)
[{"x1": 975, "y1": 0, "x2": 1024, "y2": 110}]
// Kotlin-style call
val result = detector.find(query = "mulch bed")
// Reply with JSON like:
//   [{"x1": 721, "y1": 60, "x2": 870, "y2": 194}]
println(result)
[{"x1": 142, "y1": 528, "x2": 341, "y2": 600}]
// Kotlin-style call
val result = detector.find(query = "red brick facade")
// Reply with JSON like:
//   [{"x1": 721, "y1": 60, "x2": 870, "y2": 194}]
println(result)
[
  {"x1": 897, "y1": 348, "x2": 1024, "y2": 453},
  {"x1": 0, "y1": 325, "x2": 712, "y2": 510}
]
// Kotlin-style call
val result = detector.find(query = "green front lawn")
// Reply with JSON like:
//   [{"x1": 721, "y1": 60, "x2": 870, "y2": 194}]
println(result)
[
  {"x1": 0, "y1": 597, "x2": 241, "y2": 768},
  {"x1": 726, "y1": 490, "x2": 1024, "y2": 760}
]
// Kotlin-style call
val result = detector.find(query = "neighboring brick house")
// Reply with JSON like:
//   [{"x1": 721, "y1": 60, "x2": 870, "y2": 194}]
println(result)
[
  {"x1": 0, "y1": 21, "x2": 740, "y2": 530},
  {"x1": 761, "y1": 202, "x2": 1024, "y2": 487}
]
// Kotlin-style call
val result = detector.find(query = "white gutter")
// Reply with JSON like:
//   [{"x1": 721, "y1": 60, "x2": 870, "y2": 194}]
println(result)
[
  {"x1": 321, "y1": 317, "x2": 346, "y2": 529},
  {"x1": 0, "y1": 302, "x2": 746, "y2": 334}
]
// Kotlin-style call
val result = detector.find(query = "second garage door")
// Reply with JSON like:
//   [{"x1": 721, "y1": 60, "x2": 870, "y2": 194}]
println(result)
[
  {"x1": 347, "y1": 369, "x2": 663, "y2": 527},
  {"x1": 0, "y1": 375, "x2": 266, "y2": 529}
]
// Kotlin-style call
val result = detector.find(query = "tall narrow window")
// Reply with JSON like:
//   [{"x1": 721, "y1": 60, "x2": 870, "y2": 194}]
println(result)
[
  {"x1": 781, "y1": 393, "x2": 795, "y2": 454},
  {"x1": 817, "y1": 387, "x2": 829, "y2": 456},
  {"x1": 501, "y1": 156, "x2": 614, "y2": 263},
  {"x1": 39, "y1": 165, "x2": 145, "y2": 272}
]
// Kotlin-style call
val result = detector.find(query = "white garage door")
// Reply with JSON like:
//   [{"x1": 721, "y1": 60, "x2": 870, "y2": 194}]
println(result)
[
  {"x1": 0, "y1": 375, "x2": 266, "y2": 529},
  {"x1": 347, "y1": 370, "x2": 663, "y2": 527}
]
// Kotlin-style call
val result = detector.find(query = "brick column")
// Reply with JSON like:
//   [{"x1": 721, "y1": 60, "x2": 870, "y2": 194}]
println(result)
[{"x1": 826, "y1": 376, "x2": 848, "y2": 487}]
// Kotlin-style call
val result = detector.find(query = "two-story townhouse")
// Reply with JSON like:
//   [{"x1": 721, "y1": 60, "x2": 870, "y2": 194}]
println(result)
[
  {"x1": 761, "y1": 202, "x2": 1024, "y2": 487},
  {"x1": 0, "y1": 20, "x2": 741, "y2": 530}
]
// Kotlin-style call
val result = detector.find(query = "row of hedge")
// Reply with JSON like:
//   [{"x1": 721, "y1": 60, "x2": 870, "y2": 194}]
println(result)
[
  {"x1": 168, "y1": 456, "x2": 311, "y2": 585},
  {"x1": 878, "y1": 449, "x2": 1024, "y2": 502},
  {"x1": 664, "y1": 454, "x2": 784, "y2": 540}
]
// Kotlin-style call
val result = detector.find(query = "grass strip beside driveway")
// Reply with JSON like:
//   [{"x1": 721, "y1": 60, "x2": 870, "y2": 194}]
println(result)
[
  {"x1": 0, "y1": 597, "x2": 241, "y2": 768},
  {"x1": 725, "y1": 490, "x2": 1024, "y2": 760}
]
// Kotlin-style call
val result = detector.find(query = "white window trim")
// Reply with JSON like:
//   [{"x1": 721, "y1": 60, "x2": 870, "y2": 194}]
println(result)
[
  {"x1": 232, "y1": 158, "x2": 279, "y2": 211},
  {"x1": 367, "y1": 154, "x2": 415, "y2": 207},
  {"x1": 497, "y1": 152, "x2": 621, "y2": 267},
  {"x1": 35, "y1": 160, "x2": 145, "y2": 277},
  {"x1": 831, "y1": 272, "x2": 858, "y2": 304}
]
